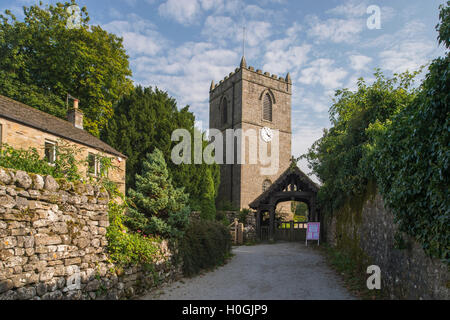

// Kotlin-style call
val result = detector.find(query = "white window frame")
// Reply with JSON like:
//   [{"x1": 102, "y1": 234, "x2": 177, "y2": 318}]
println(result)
[
  {"x1": 88, "y1": 153, "x2": 104, "y2": 177},
  {"x1": 44, "y1": 140, "x2": 57, "y2": 165},
  {"x1": 88, "y1": 153, "x2": 99, "y2": 176}
]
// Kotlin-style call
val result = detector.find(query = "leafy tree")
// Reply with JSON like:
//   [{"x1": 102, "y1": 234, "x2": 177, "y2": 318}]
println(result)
[
  {"x1": 125, "y1": 149, "x2": 190, "y2": 240},
  {"x1": 304, "y1": 70, "x2": 420, "y2": 212},
  {"x1": 101, "y1": 86, "x2": 220, "y2": 218},
  {"x1": 292, "y1": 202, "x2": 308, "y2": 222},
  {"x1": 371, "y1": 2, "x2": 450, "y2": 261},
  {"x1": 0, "y1": 0, "x2": 133, "y2": 136}
]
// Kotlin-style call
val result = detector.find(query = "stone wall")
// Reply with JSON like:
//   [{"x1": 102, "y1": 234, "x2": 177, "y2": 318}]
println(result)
[
  {"x1": 323, "y1": 192, "x2": 449, "y2": 300},
  {"x1": 0, "y1": 168, "x2": 181, "y2": 300}
]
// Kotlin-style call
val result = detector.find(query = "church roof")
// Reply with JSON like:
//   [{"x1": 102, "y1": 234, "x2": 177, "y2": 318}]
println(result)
[{"x1": 249, "y1": 162, "x2": 319, "y2": 209}]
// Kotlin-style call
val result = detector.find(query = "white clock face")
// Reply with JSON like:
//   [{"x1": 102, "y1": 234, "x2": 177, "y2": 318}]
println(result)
[{"x1": 261, "y1": 127, "x2": 273, "y2": 142}]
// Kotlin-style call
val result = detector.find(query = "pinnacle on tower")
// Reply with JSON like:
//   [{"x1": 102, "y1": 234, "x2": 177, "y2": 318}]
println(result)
[
  {"x1": 210, "y1": 80, "x2": 215, "y2": 92},
  {"x1": 285, "y1": 72, "x2": 291, "y2": 84},
  {"x1": 240, "y1": 56, "x2": 247, "y2": 69}
]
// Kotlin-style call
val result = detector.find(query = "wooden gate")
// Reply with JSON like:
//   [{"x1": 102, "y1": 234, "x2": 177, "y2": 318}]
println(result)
[
  {"x1": 274, "y1": 221, "x2": 307, "y2": 242},
  {"x1": 229, "y1": 219, "x2": 244, "y2": 245},
  {"x1": 260, "y1": 226, "x2": 269, "y2": 241}
]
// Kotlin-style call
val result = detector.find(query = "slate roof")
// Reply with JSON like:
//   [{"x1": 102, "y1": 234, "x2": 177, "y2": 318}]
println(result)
[
  {"x1": 249, "y1": 165, "x2": 319, "y2": 209},
  {"x1": 0, "y1": 95, "x2": 126, "y2": 158}
]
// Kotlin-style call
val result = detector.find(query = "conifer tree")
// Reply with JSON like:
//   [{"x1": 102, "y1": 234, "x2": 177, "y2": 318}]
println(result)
[{"x1": 125, "y1": 149, "x2": 190, "y2": 239}]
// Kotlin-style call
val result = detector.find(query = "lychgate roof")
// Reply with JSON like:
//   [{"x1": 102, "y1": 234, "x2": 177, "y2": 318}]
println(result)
[
  {"x1": 0, "y1": 95, "x2": 126, "y2": 158},
  {"x1": 249, "y1": 163, "x2": 319, "y2": 209}
]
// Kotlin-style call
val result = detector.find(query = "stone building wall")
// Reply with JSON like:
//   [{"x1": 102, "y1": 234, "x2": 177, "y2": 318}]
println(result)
[
  {"x1": 323, "y1": 192, "x2": 449, "y2": 300},
  {"x1": 0, "y1": 118, "x2": 126, "y2": 194},
  {"x1": 0, "y1": 168, "x2": 181, "y2": 300}
]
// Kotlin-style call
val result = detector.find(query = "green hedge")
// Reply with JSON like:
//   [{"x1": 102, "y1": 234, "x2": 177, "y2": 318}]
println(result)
[{"x1": 179, "y1": 219, "x2": 232, "y2": 276}]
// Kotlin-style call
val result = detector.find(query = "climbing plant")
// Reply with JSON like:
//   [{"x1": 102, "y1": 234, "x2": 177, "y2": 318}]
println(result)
[{"x1": 370, "y1": 1, "x2": 450, "y2": 262}]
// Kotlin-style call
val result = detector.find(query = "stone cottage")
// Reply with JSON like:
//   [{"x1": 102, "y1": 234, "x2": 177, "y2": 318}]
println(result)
[{"x1": 0, "y1": 95, "x2": 126, "y2": 194}]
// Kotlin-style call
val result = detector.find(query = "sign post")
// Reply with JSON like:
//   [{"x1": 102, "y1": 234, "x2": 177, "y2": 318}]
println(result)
[{"x1": 306, "y1": 222, "x2": 320, "y2": 246}]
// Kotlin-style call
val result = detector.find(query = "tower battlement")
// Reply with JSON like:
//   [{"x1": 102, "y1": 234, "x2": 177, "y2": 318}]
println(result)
[{"x1": 210, "y1": 57, "x2": 292, "y2": 94}]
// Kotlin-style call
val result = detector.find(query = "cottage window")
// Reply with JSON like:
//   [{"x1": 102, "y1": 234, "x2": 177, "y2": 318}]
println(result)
[
  {"x1": 88, "y1": 153, "x2": 97, "y2": 176},
  {"x1": 44, "y1": 140, "x2": 56, "y2": 164},
  {"x1": 88, "y1": 153, "x2": 105, "y2": 177}
]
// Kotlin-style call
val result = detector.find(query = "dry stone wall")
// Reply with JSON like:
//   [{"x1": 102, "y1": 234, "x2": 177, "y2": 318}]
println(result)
[
  {"x1": 323, "y1": 192, "x2": 449, "y2": 300},
  {"x1": 0, "y1": 168, "x2": 181, "y2": 300}
]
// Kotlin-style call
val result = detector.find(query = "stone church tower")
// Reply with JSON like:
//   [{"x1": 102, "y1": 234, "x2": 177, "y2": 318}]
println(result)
[{"x1": 209, "y1": 56, "x2": 292, "y2": 211}]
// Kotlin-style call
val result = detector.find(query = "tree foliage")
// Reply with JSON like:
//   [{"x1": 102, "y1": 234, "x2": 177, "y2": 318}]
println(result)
[
  {"x1": 304, "y1": 70, "x2": 419, "y2": 212},
  {"x1": 101, "y1": 86, "x2": 220, "y2": 218},
  {"x1": 125, "y1": 149, "x2": 190, "y2": 240},
  {"x1": 0, "y1": 0, "x2": 133, "y2": 136},
  {"x1": 371, "y1": 2, "x2": 450, "y2": 262}
]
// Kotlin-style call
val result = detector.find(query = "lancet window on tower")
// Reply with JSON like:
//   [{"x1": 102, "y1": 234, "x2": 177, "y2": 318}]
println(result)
[
  {"x1": 221, "y1": 98, "x2": 228, "y2": 125},
  {"x1": 263, "y1": 93, "x2": 272, "y2": 122}
]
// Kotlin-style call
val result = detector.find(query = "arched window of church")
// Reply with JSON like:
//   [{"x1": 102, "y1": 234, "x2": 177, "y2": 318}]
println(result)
[
  {"x1": 262, "y1": 179, "x2": 272, "y2": 193},
  {"x1": 221, "y1": 98, "x2": 228, "y2": 125},
  {"x1": 263, "y1": 93, "x2": 272, "y2": 121}
]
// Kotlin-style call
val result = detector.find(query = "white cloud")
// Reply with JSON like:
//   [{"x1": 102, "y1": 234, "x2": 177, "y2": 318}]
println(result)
[
  {"x1": 307, "y1": 15, "x2": 365, "y2": 43},
  {"x1": 200, "y1": 0, "x2": 223, "y2": 11},
  {"x1": 369, "y1": 21, "x2": 440, "y2": 74},
  {"x1": 327, "y1": 1, "x2": 368, "y2": 18},
  {"x1": 158, "y1": 0, "x2": 235, "y2": 25},
  {"x1": 131, "y1": 41, "x2": 239, "y2": 122},
  {"x1": 379, "y1": 41, "x2": 435, "y2": 74},
  {"x1": 298, "y1": 59, "x2": 348, "y2": 89},
  {"x1": 263, "y1": 44, "x2": 311, "y2": 75},
  {"x1": 327, "y1": 1, "x2": 395, "y2": 24},
  {"x1": 349, "y1": 54, "x2": 372, "y2": 71},
  {"x1": 242, "y1": 21, "x2": 273, "y2": 47},
  {"x1": 202, "y1": 15, "x2": 235, "y2": 40},
  {"x1": 103, "y1": 15, "x2": 166, "y2": 56},
  {"x1": 201, "y1": 16, "x2": 273, "y2": 58},
  {"x1": 158, "y1": 0, "x2": 201, "y2": 25}
]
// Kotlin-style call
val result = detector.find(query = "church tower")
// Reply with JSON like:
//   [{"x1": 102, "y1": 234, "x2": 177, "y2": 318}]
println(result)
[{"x1": 209, "y1": 56, "x2": 292, "y2": 210}]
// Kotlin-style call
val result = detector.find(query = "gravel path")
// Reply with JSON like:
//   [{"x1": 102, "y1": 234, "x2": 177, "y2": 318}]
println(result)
[{"x1": 140, "y1": 242, "x2": 355, "y2": 300}]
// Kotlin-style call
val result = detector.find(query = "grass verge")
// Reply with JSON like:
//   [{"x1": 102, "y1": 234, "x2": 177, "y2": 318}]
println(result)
[{"x1": 314, "y1": 244, "x2": 388, "y2": 300}]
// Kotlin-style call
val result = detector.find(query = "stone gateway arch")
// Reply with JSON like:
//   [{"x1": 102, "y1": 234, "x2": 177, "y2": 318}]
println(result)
[{"x1": 249, "y1": 160, "x2": 319, "y2": 241}]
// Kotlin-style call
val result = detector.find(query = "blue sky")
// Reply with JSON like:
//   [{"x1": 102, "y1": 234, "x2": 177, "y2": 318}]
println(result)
[{"x1": 2, "y1": 0, "x2": 446, "y2": 177}]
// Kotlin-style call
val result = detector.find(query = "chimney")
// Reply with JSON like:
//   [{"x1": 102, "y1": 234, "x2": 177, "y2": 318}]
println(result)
[{"x1": 67, "y1": 99, "x2": 84, "y2": 130}]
